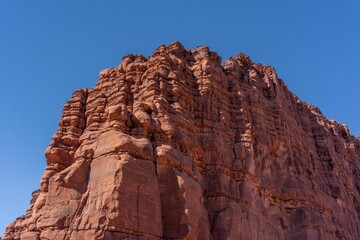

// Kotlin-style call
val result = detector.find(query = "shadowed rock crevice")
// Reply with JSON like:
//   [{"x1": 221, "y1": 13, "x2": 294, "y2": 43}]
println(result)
[{"x1": 3, "y1": 41, "x2": 360, "y2": 240}]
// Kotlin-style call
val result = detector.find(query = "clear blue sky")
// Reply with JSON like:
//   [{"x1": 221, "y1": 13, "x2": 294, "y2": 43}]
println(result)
[{"x1": 0, "y1": 0, "x2": 359, "y2": 234}]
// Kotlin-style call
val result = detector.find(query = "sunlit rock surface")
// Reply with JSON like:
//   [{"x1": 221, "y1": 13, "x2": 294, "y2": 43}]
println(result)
[{"x1": 3, "y1": 42, "x2": 360, "y2": 240}]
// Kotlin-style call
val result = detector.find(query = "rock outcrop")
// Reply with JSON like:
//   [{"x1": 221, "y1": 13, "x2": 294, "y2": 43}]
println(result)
[{"x1": 3, "y1": 42, "x2": 360, "y2": 240}]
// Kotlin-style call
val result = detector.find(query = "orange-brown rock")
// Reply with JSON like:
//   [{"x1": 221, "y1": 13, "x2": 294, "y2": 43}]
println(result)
[{"x1": 3, "y1": 42, "x2": 360, "y2": 240}]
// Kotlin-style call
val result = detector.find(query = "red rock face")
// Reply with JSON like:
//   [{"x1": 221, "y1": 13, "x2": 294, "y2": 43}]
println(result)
[{"x1": 3, "y1": 42, "x2": 360, "y2": 240}]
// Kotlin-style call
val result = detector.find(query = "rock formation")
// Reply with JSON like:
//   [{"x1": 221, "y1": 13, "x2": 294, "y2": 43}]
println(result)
[{"x1": 3, "y1": 42, "x2": 360, "y2": 240}]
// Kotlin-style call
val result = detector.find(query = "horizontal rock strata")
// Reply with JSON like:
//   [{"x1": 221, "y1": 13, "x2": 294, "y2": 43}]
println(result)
[{"x1": 3, "y1": 42, "x2": 360, "y2": 240}]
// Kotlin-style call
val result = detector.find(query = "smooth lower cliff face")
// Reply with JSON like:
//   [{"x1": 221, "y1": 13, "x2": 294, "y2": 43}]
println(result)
[{"x1": 3, "y1": 42, "x2": 360, "y2": 240}]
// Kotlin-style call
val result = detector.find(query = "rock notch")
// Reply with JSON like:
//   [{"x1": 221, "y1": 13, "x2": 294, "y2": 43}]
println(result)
[{"x1": 3, "y1": 42, "x2": 360, "y2": 240}]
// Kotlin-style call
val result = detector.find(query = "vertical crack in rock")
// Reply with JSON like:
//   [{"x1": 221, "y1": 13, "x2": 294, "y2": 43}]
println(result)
[{"x1": 3, "y1": 42, "x2": 360, "y2": 240}]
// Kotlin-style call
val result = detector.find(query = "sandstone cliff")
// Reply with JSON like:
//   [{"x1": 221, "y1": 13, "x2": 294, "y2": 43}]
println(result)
[{"x1": 3, "y1": 42, "x2": 360, "y2": 240}]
